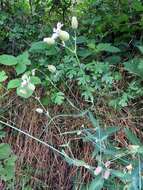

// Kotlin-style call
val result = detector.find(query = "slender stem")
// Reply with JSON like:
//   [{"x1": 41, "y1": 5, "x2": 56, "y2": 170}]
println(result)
[
  {"x1": 138, "y1": 154, "x2": 142, "y2": 190},
  {"x1": 72, "y1": 32, "x2": 94, "y2": 104},
  {"x1": 35, "y1": 69, "x2": 80, "y2": 111},
  {"x1": 0, "y1": 120, "x2": 64, "y2": 157},
  {"x1": 0, "y1": 120, "x2": 92, "y2": 170},
  {"x1": 57, "y1": 42, "x2": 74, "y2": 54},
  {"x1": 74, "y1": 30, "x2": 77, "y2": 53}
]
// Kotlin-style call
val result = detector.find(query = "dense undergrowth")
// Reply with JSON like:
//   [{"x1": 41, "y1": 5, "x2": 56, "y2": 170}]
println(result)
[{"x1": 0, "y1": 0, "x2": 143, "y2": 189}]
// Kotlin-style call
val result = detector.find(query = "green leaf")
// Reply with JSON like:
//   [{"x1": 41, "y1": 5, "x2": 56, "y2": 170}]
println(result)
[
  {"x1": 17, "y1": 85, "x2": 34, "y2": 99},
  {"x1": 112, "y1": 170, "x2": 131, "y2": 182},
  {"x1": 17, "y1": 51, "x2": 31, "y2": 66},
  {"x1": 30, "y1": 76, "x2": 41, "y2": 84},
  {"x1": 0, "y1": 131, "x2": 6, "y2": 139},
  {"x1": 88, "y1": 177, "x2": 104, "y2": 190},
  {"x1": 78, "y1": 49, "x2": 92, "y2": 58},
  {"x1": 88, "y1": 111, "x2": 99, "y2": 128},
  {"x1": 2, "y1": 159, "x2": 15, "y2": 181},
  {"x1": 124, "y1": 128, "x2": 142, "y2": 145},
  {"x1": 29, "y1": 41, "x2": 47, "y2": 52},
  {"x1": 23, "y1": 187, "x2": 32, "y2": 190},
  {"x1": 96, "y1": 43, "x2": 121, "y2": 53},
  {"x1": 0, "y1": 143, "x2": 11, "y2": 160},
  {"x1": 100, "y1": 127, "x2": 120, "y2": 140},
  {"x1": 137, "y1": 146, "x2": 143, "y2": 154},
  {"x1": 15, "y1": 63, "x2": 27, "y2": 75},
  {"x1": 0, "y1": 55, "x2": 17, "y2": 66},
  {"x1": 41, "y1": 96, "x2": 51, "y2": 106},
  {"x1": 51, "y1": 92, "x2": 65, "y2": 105},
  {"x1": 105, "y1": 55, "x2": 121, "y2": 64},
  {"x1": 29, "y1": 41, "x2": 58, "y2": 55},
  {"x1": 138, "y1": 62, "x2": 143, "y2": 70},
  {"x1": 16, "y1": 51, "x2": 31, "y2": 75},
  {"x1": 76, "y1": 36, "x2": 87, "y2": 44},
  {"x1": 0, "y1": 71, "x2": 8, "y2": 82},
  {"x1": 123, "y1": 58, "x2": 143, "y2": 79},
  {"x1": 7, "y1": 79, "x2": 21, "y2": 89},
  {"x1": 6, "y1": 155, "x2": 17, "y2": 166},
  {"x1": 137, "y1": 45, "x2": 143, "y2": 54}
]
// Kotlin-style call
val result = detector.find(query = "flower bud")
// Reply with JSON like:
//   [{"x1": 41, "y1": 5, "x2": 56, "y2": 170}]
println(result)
[
  {"x1": 94, "y1": 166, "x2": 102, "y2": 176},
  {"x1": 126, "y1": 164, "x2": 133, "y2": 172},
  {"x1": 71, "y1": 16, "x2": 78, "y2": 29},
  {"x1": 36, "y1": 108, "x2": 43, "y2": 114},
  {"x1": 43, "y1": 37, "x2": 55, "y2": 45},
  {"x1": 48, "y1": 65, "x2": 56, "y2": 73},
  {"x1": 32, "y1": 69, "x2": 36, "y2": 76},
  {"x1": 103, "y1": 170, "x2": 110, "y2": 179},
  {"x1": 105, "y1": 161, "x2": 111, "y2": 168},
  {"x1": 59, "y1": 30, "x2": 70, "y2": 41}
]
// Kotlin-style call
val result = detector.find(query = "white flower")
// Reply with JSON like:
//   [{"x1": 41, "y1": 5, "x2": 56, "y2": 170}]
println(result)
[
  {"x1": 77, "y1": 130, "x2": 82, "y2": 135},
  {"x1": 35, "y1": 96, "x2": 40, "y2": 100},
  {"x1": 51, "y1": 33, "x2": 59, "y2": 40},
  {"x1": 53, "y1": 22, "x2": 63, "y2": 34},
  {"x1": 105, "y1": 161, "x2": 111, "y2": 168},
  {"x1": 21, "y1": 80, "x2": 28, "y2": 87},
  {"x1": 71, "y1": 16, "x2": 78, "y2": 29},
  {"x1": 21, "y1": 74, "x2": 30, "y2": 87},
  {"x1": 21, "y1": 73, "x2": 35, "y2": 91},
  {"x1": 22, "y1": 74, "x2": 30, "y2": 81},
  {"x1": 48, "y1": 65, "x2": 56, "y2": 73},
  {"x1": 32, "y1": 69, "x2": 36, "y2": 76},
  {"x1": 36, "y1": 108, "x2": 43, "y2": 114},
  {"x1": 43, "y1": 37, "x2": 55, "y2": 45},
  {"x1": 43, "y1": 22, "x2": 69, "y2": 44},
  {"x1": 53, "y1": 22, "x2": 69, "y2": 42}
]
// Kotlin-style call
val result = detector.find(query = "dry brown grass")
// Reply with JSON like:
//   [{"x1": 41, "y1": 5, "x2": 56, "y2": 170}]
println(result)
[{"x1": 1, "y1": 91, "x2": 143, "y2": 189}]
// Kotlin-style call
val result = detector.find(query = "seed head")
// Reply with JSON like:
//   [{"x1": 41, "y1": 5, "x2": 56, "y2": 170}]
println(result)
[
  {"x1": 72, "y1": 16, "x2": 78, "y2": 29},
  {"x1": 43, "y1": 37, "x2": 55, "y2": 45},
  {"x1": 59, "y1": 30, "x2": 70, "y2": 41},
  {"x1": 36, "y1": 108, "x2": 44, "y2": 114},
  {"x1": 48, "y1": 65, "x2": 56, "y2": 73}
]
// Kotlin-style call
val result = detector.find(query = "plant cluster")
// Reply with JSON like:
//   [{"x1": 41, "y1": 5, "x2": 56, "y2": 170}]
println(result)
[{"x1": 0, "y1": 0, "x2": 143, "y2": 189}]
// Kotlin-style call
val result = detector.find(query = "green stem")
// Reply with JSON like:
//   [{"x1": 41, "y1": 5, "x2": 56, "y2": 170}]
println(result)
[{"x1": 138, "y1": 154, "x2": 142, "y2": 190}]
